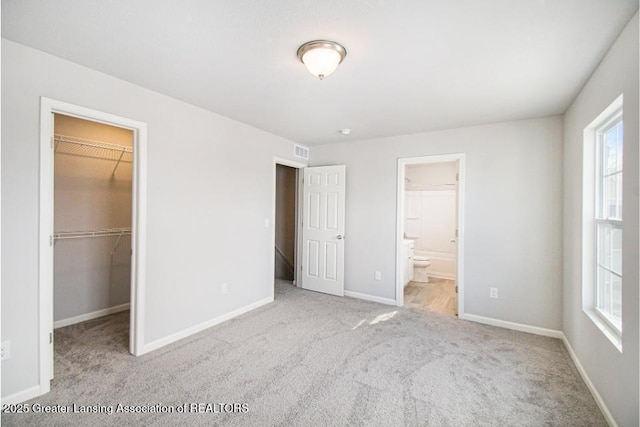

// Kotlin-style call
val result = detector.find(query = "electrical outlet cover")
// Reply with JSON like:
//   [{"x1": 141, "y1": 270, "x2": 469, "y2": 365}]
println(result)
[{"x1": 1, "y1": 341, "x2": 10, "y2": 360}]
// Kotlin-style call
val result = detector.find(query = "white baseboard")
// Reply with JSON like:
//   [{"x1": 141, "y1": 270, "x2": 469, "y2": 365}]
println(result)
[
  {"x1": 54, "y1": 303, "x2": 130, "y2": 329},
  {"x1": 561, "y1": 334, "x2": 618, "y2": 427},
  {"x1": 460, "y1": 313, "x2": 563, "y2": 339},
  {"x1": 142, "y1": 296, "x2": 273, "y2": 354},
  {"x1": 1, "y1": 385, "x2": 42, "y2": 405},
  {"x1": 344, "y1": 291, "x2": 396, "y2": 306}
]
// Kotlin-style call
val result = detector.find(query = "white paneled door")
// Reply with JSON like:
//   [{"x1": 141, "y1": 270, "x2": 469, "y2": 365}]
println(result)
[{"x1": 301, "y1": 165, "x2": 346, "y2": 296}]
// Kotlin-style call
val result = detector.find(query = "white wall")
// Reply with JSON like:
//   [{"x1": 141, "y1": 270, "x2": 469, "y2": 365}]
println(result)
[
  {"x1": 563, "y1": 13, "x2": 639, "y2": 426},
  {"x1": 1, "y1": 39, "x2": 302, "y2": 399},
  {"x1": 406, "y1": 161, "x2": 457, "y2": 190},
  {"x1": 311, "y1": 116, "x2": 563, "y2": 330}
]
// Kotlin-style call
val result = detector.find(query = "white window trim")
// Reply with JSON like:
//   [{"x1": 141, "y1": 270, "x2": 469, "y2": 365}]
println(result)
[
  {"x1": 582, "y1": 94, "x2": 623, "y2": 353},
  {"x1": 594, "y1": 111, "x2": 623, "y2": 334}
]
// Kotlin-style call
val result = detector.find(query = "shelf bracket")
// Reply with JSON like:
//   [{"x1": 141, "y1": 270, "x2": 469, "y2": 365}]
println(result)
[
  {"x1": 112, "y1": 149, "x2": 126, "y2": 176},
  {"x1": 110, "y1": 232, "x2": 125, "y2": 256}
]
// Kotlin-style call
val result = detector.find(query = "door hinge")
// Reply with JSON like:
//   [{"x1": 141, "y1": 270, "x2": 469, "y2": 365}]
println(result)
[
  {"x1": 455, "y1": 229, "x2": 458, "y2": 238},
  {"x1": 130, "y1": 249, "x2": 133, "y2": 256},
  {"x1": 49, "y1": 332, "x2": 53, "y2": 344},
  {"x1": 50, "y1": 235, "x2": 53, "y2": 246},
  {"x1": 455, "y1": 286, "x2": 458, "y2": 293},
  {"x1": 456, "y1": 173, "x2": 459, "y2": 182}
]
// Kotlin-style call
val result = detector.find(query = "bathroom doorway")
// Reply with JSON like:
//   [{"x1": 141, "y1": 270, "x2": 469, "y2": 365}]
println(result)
[{"x1": 396, "y1": 154, "x2": 465, "y2": 317}]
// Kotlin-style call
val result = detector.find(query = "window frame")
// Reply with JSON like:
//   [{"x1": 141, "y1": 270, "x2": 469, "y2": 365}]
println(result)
[
  {"x1": 593, "y1": 111, "x2": 623, "y2": 334},
  {"x1": 581, "y1": 95, "x2": 623, "y2": 352}
]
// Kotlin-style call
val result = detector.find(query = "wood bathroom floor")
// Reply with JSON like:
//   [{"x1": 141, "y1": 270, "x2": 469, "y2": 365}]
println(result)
[{"x1": 404, "y1": 278, "x2": 457, "y2": 316}]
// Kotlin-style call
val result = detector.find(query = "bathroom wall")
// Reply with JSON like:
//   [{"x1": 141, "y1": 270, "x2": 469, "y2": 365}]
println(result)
[
  {"x1": 405, "y1": 162, "x2": 458, "y2": 279},
  {"x1": 405, "y1": 162, "x2": 457, "y2": 190},
  {"x1": 53, "y1": 114, "x2": 133, "y2": 324},
  {"x1": 406, "y1": 191, "x2": 457, "y2": 279}
]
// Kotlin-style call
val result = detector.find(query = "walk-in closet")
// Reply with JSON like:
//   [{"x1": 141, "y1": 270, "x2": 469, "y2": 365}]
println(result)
[{"x1": 53, "y1": 114, "x2": 133, "y2": 358}]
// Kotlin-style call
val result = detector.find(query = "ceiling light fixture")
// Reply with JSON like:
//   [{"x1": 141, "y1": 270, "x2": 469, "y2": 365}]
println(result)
[{"x1": 297, "y1": 40, "x2": 347, "y2": 80}]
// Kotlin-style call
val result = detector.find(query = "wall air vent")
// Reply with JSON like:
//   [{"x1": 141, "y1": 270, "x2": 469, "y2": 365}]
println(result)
[{"x1": 294, "y1": 144, "x2": 309, "y2": 160}]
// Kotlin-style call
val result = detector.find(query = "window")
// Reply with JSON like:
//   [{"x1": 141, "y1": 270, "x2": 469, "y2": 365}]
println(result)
[
  {"x1": 594, "y1": 112, "x2": 623, "y2": 333},
  {"x1": 582, "y1": 95, "x2": 623, "y2": 351}
]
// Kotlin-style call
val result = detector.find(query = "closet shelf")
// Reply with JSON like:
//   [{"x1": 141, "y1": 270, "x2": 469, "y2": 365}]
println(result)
[
  {"x1": 53, "y1": 227, "x2": 131, "y2": 240},
  {"x1": 54, "y1": 228, "x2": 131, "y2": 255},
  {"x1": 54, "y1": 134, "x2": 132, "y2": 175}
]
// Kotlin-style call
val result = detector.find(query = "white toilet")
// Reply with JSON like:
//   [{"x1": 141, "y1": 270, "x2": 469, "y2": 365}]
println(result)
[{"x1": 413, "y1": 255, "x2": 432, "y2": 283}]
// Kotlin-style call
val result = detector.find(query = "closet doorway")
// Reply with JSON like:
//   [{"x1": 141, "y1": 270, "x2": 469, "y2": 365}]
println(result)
[
  {"x1": 53, "y1": 113, "x2": 133, "y2": 358},
  {"x1": 272, "y1": 158, "x2": 305, "y2": 298},
  {"x1": 39, "y1": 98, "x2": 147, "y2": 397}
]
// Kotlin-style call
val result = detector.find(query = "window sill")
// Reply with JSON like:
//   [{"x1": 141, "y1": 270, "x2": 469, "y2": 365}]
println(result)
[{"x1": 583, "y1": 308, "x2": 623, "y2": 352}]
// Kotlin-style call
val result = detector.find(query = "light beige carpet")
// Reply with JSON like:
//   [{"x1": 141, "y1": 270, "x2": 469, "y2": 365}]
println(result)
[{"x1": 3, "y1": 281, "x2": 605, "y2": 426}]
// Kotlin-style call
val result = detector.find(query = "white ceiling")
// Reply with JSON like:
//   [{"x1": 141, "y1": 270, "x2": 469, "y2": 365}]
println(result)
[{"x1": 2, "y1": 1, "x2": 638, "y2": 145}]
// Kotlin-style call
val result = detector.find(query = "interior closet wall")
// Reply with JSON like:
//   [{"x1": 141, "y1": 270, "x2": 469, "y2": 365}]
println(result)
[{"x1": 53, "y1": 114, "x2": 133, "y2": 324}]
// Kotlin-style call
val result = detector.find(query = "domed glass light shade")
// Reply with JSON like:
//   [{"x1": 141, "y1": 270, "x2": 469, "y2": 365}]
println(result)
[{"x1": 297, "y1": 40, "x2": 347, "y2": 80}]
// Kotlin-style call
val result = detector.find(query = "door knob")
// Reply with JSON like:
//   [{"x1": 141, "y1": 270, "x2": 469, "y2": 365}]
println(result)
[{"x1": 337, "y1": 235, "x2": 344, "y2": 240}]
